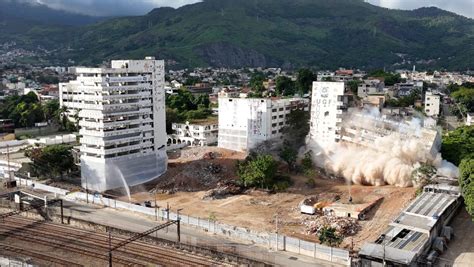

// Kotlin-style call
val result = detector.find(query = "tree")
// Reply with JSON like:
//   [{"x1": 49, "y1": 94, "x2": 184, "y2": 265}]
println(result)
[
  {"x1": 249, "y1": 72, "x2": 265, "y2": 92},
  {"x1": 26, "y1": 144, "x2": 75, "y2": 180},
  {"x1": 319, "y1": 226, "x2": 343, "y2": 247},
  {"x1": 451, "y1": 87, "x2": 474, "y2": 114},
  {"x1": 459, "y1": 158, "x2": 474, "y2": 220},
  {"x1": 237, "y1": 154, "x2": 278, "y2": 188},
  {"x1": 347, "y1": 80, "x2": 361, "y2": 96},
  {"x1": 441, "y1": 126, "x2": 474, "y2": 166},
  {"x1": 296, "y1": 68, "x2": 316, "y2": 95},
  {"x1": 279, "y1": 144, "x2": 297, "y2": 172},
  {"x1": 275, "y1": 76, "x2": 295, "y2": 96},
  {"x1": 281, "y1": 109, "x2": 310, "y2": 149},
  {"x1": 367, "y1": 69, "x2": 401, "y2": 86}
]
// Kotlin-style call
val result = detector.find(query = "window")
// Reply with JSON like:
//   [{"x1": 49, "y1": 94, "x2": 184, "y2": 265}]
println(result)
[
  {"x1": 272, "y1": 123, "x2": 277, "y2": 127},
  {"x1": 272, "y1": 109, "x2": 277, "y2": 112},
  {"x1": 279, "y1": 108, "x2": 284, "y2": 111},
  {"x1": 279, "y1": 115, "x2": 284, "y2": 118}
]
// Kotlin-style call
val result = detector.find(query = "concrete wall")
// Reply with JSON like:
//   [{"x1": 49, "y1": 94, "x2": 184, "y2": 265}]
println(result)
[{"x1": 66, "y1": 191, "x2": 350, "y2": 265}]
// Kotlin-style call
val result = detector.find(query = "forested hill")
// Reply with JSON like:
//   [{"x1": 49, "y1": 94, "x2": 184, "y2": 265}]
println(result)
[{"x1": 2, "y1": 0, "x2": 474, "y2": 70}]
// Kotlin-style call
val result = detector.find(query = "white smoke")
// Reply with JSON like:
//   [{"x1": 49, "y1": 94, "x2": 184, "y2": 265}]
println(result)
[{"x1": 309, "y1": 108, "x2": 459, "y2": 188}]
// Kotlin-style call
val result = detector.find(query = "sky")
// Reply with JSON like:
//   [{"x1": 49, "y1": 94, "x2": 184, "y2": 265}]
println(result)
[{"x1": 12, "y1": 0, "x2": 474, "y2": 18}]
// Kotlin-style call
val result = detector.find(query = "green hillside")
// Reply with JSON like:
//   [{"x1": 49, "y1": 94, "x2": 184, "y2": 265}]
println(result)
[{"x1": 3, "y1": 0, "x2": 474, "y2": 70}]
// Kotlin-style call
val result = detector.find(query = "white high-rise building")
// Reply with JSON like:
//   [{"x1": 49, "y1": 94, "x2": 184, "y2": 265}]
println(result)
[
  {"x1": 59, "y1": 57, "x2": 167, "y2": 192},
  {"x1": 218, "y1": 96, "x2": 309, "y2": 152},
  {"x1": 308, "y1": 81, "x2": 346, "y2": 149},
  {"x1": 424, "y1": 91, "x2": 441, "y2": 117}
]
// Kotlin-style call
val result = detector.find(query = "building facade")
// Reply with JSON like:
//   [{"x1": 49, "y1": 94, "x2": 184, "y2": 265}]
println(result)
[
  {"x1": 218, "y1": 96, "x2": 309, "y2": 152},
  {"x1": 59, "y1": 58, "x2": 167, "y2": 192},
  {"x1": 424, "y1": 91, "x2": 441, "y2": 117},
  {"x1": 168, "y1": 119, "x2": 218, "y2": 147},
  {"x1": 308, "y1": 81, "x2": 346, "y2": 149}
]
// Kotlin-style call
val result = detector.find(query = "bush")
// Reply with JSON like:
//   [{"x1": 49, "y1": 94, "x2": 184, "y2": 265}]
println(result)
[{"x1": 306, "y1": 177, "x2": 316, "y2": 188}]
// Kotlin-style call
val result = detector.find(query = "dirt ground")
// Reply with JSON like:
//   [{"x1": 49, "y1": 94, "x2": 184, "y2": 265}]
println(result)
[
  {"x1": 436, "y1": 209, "x2": 474, "y2": 267},
  {"x1": 119, "y1": 147, "x2": 416, "y2": 251}
]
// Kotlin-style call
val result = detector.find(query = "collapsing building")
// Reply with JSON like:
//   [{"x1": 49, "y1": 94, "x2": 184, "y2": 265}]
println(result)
[
  {"x1": 359, "y1": 184, "x2": 461, "y2": 266},
  {"x1": 308, "y1": 81, "x2": 453, "y2": 187},
  {"x1": 218, "y1": 96, "x2": 309, "y2": 152},
  {"x1": 59, "y1": 58, "x2": 167, "y2": 192}
]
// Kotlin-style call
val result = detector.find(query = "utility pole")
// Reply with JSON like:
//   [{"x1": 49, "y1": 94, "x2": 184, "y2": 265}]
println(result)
[
  {"x1": 85, "y1": 175, "x2": 89, "y2": 204},
  {"x1": 108, "y1": 229, "x2": 112, "y2": 267},
  {"x1": 6, "y1": 144, "x2": 11, "y2": 183},
  {"x1": 275, "y1": 214, "x2": 279, "y2": 251},
  {"x1": 154, "y1": 189, "x2": 158, "y2": 221}
]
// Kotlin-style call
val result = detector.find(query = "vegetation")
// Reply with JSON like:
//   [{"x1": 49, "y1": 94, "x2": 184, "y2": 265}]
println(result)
[
  {"x1": 5, "y1": 0, "x2": 473, "y2": 69},
  {"x1": 301, "y1": 151, "x2": 315, "y2": 177},
  {"x1": 279, "y1": 143, "x2": 297, "y2": 172},
  {"x1": 25, "y1": 144, "x2": 75, "y2": 180},
  {"x1": 450, "y1": 86, "x2": 474, "y2": 118},
  {"x1": 0, "y1": 93, "x2": 75, "y2": 130},
  {"x1": 249, "y1": 72, "x2": 265, "y2": 93},
  {"x1": 318, "y1": 226, "x2": 343, "y2": 247},
  {"x1": 441, "y1": 126, "x2": 474, "y2": 166},
  {"x1": 165, "y1": 89, "x2": 213, "y2": 132},
  {"x1": 236, "y1": 154, "x2": 292, "y2": 191},
  {"x1": 296, "y1": 69, "x2": 316, "y2": 95},
  {"x1": 459, "y1": 158, "x2": 474, "y2": 220},
  {"x1": 347, "y1": 80, "x2": 362, "y2": 96},
  {"x1": 367, "y1": 70, "x2": 403, "y2": 86},
  {"x1": 281, "y1": 109, "x2": 310, "y2": 149},
  {"x1": 385, "y1": 89, "x2": 421, "y2": 108},
  {"x1": 412, "y1": 164, "x2": 437, "y2": 189},
  {"x1": 442, "y1": 126, "x2": 474, "y2": 219},
  {"x1": 275, "y1": 76, "x2": 295, "y2": 96}
]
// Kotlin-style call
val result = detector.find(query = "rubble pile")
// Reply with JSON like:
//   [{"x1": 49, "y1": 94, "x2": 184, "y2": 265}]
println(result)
[
  {"x1": 305, "y1": 216, "x2": 361, "y2": 237},
  {"x1": 202, "y1": 182, "x2": 244, "y2": 200}
]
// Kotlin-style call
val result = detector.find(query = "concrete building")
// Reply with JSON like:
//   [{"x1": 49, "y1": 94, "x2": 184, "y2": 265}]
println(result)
[
  {"x1": 218, "y1": 96, "x2": 309, "y2": 152},
  {"x1": 359, "y1": 184, "x2": 461, "y2": 266},
  {"x1": 168, "y1": 118, "x2": 218, "y2": 147},
  {"x1": 59, "y1": 57, "x2": 167, "y2": 192},
  {"x1": 309, "y1": 81, "x2": 440, "y2": 157},
  {"x1": 357, "y1": 79, "x2": 384, "y2": 98},
  {"x1": 467, "y1": 113, "x2": 473, "y2": 126},
  {"x1": 424, "y1": 91, "x2": 441, "y2": 117},
  {"x1": 341, "y1": 113, "x2": 441, "y2": 158},
  {"x1": 308, "y1": 81, "x2": 346, "y2": 149}
]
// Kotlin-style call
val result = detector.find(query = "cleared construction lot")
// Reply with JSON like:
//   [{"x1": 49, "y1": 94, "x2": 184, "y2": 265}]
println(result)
[{"x1": 120, "y1": 147, "x2": 417, "y2": 251}]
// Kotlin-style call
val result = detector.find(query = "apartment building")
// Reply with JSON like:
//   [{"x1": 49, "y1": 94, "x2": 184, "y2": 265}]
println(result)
[
  {"x1": 168, "y1": 118, "x2": 218, "y2": 147},
  {"x1": 308, "y1": 81, "x2": 346, "y2": 149},
  {"x1": 424, "y1": 91, "x2": 441, "y2": 117},
  {"x1": 59, "y1": 57, "x2": 167, "y2": 192},
  {"x1": 357, "y1": 79, "x2": 384, "y2": 98},
  {"x1": 218, "y1": 96, "x2": 309, "y2": 152}
]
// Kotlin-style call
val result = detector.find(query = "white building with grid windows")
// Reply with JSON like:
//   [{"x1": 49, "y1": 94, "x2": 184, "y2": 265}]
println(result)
[
  {"x1": 308, "y1": 81, "x2": 346, "y2": 149},
  {"x1": 59, "y1": 57, "x2": 167, "y2": 192},
  {"x1": 218, "y1": 96, "x2": 309, "y2": 152}
]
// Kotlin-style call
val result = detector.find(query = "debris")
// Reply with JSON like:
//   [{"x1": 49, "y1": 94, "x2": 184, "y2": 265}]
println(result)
[
  {"x1": 202, "y1": 182, "x2": 244, "y2": 200},
  {"x1": 304, "y1": 216, "x2": 361, "y2": 237}
]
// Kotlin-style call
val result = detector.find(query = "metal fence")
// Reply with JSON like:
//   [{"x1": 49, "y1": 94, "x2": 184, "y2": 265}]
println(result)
[{"x1": 65, "y1": 192, "x2": 350, "y2": 265}]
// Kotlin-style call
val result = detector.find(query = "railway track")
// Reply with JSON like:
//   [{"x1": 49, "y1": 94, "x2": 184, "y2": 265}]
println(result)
[{"x1": 0, "y1": 216, "x2": 236, "y2": 266}]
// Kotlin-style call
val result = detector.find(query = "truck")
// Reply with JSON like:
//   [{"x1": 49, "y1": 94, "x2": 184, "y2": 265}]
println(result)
[{"x1": 300, "y1": 204, "x2": 316, "y2": 215}]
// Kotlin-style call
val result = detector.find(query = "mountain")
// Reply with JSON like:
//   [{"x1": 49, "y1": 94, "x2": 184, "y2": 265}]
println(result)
[{"x1": 2, "y1": 0, "x2": 474, "y2": 70}]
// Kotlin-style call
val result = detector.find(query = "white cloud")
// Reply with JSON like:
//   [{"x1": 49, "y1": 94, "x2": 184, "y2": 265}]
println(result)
[
  {"x1": 367, "y1": 0, "x2": 473, "y2": 18},
  {"x1": 14, "y1": 0, "x2": 202, "y2": 16},
  {"x1": 8, "y1": 0, "x2": 473, "y2": 18}
]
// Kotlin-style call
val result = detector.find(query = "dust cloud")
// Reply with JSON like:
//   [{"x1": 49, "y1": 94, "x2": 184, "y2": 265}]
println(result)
[{"x1": 309, "y1": 108, "x2": 459, "y2": 187}]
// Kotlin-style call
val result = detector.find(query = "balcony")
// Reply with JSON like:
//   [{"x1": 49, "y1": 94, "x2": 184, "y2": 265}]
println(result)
[{"x1": 104, "y1": 144, "x2": 143, "y2": 155}]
